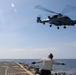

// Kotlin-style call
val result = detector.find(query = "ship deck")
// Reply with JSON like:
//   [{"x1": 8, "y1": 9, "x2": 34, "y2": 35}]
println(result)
[
  {"x1": 0, "y1": 62, "x2": 71, "y2": 75},
  {"x1": 0, "y1": 62, "x2": 34, "y2": 75}
]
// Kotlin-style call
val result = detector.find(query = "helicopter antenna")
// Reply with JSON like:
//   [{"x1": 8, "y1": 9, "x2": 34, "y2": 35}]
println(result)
[{"x1": 35, "y1": 5, "x2": 59, "y2": 14}]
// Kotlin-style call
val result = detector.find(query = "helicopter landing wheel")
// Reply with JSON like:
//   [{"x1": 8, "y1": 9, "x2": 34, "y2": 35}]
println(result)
[
  {"x1": 43, "y1": 22, "x2": 45, "y2": 25},
  {"x1": 50, "y1": 25, "x2": 52, "y2": 27},
  {"x1": 57, "y1": 27, "x2": 59, "y2": 29},
  {"x1": 64, "y1": 26, "x2": 66, "y2": 29}
]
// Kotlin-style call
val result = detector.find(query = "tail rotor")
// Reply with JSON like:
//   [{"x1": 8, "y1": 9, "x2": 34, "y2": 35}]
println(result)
[{"x1": 37, "y1": 17, "x2": 41, "y2": 23}]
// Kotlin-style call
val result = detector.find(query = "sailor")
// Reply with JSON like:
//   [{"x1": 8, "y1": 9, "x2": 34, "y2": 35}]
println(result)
[{"x1": 32, "y1": 53, "x2": 65, "y2": 75}]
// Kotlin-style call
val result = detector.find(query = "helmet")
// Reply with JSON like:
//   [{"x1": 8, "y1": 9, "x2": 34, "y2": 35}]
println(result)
[{"x1": 48, "y1": 53, "x2": 53, "y2": 59}]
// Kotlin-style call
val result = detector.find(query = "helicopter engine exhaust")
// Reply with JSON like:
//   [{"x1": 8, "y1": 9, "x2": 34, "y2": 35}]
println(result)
[{"x1": 37, "y1": 17, "x2": 41, "y2": 23}]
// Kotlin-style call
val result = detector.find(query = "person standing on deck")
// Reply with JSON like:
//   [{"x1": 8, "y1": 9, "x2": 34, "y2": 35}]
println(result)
[{"x1": 32, "y1": 53, "x2": 65, "y2": 75}]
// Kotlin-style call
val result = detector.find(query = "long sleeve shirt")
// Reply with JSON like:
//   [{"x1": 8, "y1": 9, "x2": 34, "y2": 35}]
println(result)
[{"x1": 35, "y1": 57, "x2": 62, "y2": 71}]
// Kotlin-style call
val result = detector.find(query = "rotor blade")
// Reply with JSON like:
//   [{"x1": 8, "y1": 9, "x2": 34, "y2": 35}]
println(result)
[
  {"x1": 61, "y1": 5, "x2": 76, "y2": 14},
  {"x1": 35, "y1": 5, "x2": 58, "y2": 14},
  {"x1": 38, "y1": 14, "x2": 41, "y2": 18}
]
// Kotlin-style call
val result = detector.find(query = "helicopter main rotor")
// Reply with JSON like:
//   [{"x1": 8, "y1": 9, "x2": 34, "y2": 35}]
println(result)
[
  {"x1": 35, "y1": 5, "x2": 76, "y2": 17},
  {"x1": 35, "y1": 5, "x2": 62, "y2": 15}
]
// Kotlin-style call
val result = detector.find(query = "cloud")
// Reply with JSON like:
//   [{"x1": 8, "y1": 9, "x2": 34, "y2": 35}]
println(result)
[
  {"x1": 0, "y1": 46, "x2": 75, "y2": 59},
  {"x1": 33, "y1": 47, "x2": 59, "y2": 52},
  {"x1": 65, "y1": 42, "x2": 76, "y2": 48},
  {"x1": 0, "y1": 47, "x2": 59, "y2": 59}
]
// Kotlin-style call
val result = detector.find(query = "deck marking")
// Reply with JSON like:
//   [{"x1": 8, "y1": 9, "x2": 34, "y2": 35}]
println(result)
[
  {"x1": 17, "y1": 62, "x2": 34, "y2": 75},
  {"x1": 4, "y1": 66, "x2": 8, "y2": 75}
]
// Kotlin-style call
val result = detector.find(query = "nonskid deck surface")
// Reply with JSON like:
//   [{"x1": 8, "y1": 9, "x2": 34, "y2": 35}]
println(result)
[{"x1": 0, "y1": 62, "x2": 34, "y2": 75}]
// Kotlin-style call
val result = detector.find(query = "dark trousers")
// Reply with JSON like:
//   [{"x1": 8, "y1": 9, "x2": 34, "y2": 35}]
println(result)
[{"x1": 40, "y1": 69, "x2": 51, "y2": 75}]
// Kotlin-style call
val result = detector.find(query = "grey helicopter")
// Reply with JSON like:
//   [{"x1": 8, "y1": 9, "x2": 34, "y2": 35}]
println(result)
[{"x1": 35, "y1": 5, "x2": 76, "y2": 29}]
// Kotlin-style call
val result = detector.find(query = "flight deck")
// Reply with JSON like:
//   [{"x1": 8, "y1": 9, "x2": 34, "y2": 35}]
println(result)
[{"x1": 0, "y1": 62, "x2": 34, "y2": 75}]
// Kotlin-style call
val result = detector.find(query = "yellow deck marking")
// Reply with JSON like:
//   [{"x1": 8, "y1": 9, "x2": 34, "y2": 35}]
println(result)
[{"x1": 17, "y1": 63, "x2": 34, "y2": 75}]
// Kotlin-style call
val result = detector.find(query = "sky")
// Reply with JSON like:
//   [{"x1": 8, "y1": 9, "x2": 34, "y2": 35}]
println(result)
[{"x1": 0, "y1": 0, "x2": 76, "y2": 59}]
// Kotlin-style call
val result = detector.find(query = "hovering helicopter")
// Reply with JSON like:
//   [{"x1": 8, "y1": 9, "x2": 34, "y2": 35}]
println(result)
[{"x1": 35, "y1": 5, "x2": 76, "y2": 29}]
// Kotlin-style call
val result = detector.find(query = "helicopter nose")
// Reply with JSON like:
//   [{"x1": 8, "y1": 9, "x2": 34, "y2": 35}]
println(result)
[{"x1": 75, "y1": 20, "x2": 76, "y2": 24}]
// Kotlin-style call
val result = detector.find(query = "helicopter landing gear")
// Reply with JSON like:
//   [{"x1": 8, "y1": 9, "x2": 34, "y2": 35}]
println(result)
[
  {"x1": 43, "y1": 22, "x2": 45, "y2": 25},
  {"x1": 57, "y1": 26, "x2": 59, "y2": 29},
  {"x1": 64, "y1": 26, "x2": 66, "y2": 29},
  {"x1": 49, "y1": 25, "x2": 52, "y2": 27}
]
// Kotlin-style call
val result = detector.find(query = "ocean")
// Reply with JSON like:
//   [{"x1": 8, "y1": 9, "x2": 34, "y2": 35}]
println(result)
[{"x1": 0, "y1": 59, "x2": 76, "y2": 75}]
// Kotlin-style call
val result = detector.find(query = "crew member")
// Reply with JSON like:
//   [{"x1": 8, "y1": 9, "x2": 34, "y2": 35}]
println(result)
[{"x1": 32, "y1": 53, "x2": 65, "y2": 75}]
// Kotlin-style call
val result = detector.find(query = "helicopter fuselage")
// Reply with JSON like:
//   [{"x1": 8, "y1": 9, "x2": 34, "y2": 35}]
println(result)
[
  {"x1": 49, "y1": 16, "x2": 75, "y2": 26},
  {"x1": 37, "y1": 16, "x2": 76, "y2": 29}
]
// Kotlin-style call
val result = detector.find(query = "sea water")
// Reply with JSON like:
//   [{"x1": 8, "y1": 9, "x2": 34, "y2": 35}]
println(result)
[{"x1": 0, "y1": 59, "x2": 76, "y2": 75}]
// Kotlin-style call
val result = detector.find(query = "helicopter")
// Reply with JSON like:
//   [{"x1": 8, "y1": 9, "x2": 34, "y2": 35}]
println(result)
[{"x1": 35, "y1": 5, "x2": 76, "y2": 29}]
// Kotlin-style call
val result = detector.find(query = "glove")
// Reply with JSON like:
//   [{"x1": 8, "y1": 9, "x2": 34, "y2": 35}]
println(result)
[
  {"x1": 62, "y1": 63, "x2": 65, "y2": 65},
  {"x1": 31, "y1": 62, "x2": 36, "y2": 64}
]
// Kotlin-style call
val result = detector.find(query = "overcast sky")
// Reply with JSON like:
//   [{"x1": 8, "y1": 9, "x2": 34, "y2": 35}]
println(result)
[{"x1": 0, "y1": 0, "x2": 76, "y2": 59}]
